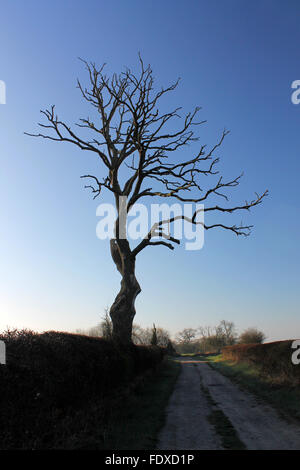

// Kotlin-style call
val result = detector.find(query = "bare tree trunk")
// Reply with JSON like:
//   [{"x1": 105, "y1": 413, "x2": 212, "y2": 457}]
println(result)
[{"x1": 109, "y1": 239, "x2": 141, "y2": 344}]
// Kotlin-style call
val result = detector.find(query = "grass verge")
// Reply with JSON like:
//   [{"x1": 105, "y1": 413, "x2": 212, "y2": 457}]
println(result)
[
  {"x1": 101, "y1": 358, "x2": 181, "y2": 450},
  {"x1": 206, "y1": 355, "x2": 300, "y2": 421}
]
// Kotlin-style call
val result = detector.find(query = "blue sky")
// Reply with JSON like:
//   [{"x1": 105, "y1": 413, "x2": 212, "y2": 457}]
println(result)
[{"x1": 0, "y1": 0, "x2": 299, "y2": 340}]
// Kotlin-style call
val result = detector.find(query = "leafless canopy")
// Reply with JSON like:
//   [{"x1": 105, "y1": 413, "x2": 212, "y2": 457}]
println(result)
[{"x1": 26, "y1": 56, "x2": 268, "y2": 255}]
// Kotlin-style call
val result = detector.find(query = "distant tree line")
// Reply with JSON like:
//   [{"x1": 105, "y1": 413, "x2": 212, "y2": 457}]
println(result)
[
  {"x1": 174, "y1": 321, "x2": 266, "y2": 354},
  {"x1": 76, "y1": 313, "x2": 265, "y2": 355}
]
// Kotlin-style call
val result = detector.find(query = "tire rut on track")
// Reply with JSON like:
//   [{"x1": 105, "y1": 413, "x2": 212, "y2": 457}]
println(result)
[{"x1": 156, "y1": 358, "x2": 300, "y2": 450}]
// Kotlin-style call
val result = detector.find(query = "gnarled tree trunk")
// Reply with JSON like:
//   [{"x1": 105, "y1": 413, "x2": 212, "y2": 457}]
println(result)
[{"x1": 109, "y1": 239, "x2": 141, "y2": 344}]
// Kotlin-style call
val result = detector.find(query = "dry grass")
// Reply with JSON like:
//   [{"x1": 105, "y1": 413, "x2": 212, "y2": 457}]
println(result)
[{"x1": 222, "y1": 340, "x2": 300, "y2": 386}]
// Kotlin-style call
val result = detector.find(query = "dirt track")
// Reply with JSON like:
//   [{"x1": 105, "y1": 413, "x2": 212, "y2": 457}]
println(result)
[{"x1": 156, "y1": 358, "x2": 300, "y2": 450}]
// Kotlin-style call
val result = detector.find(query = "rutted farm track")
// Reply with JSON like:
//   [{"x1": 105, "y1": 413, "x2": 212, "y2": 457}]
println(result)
[{"x1": 156, "y1": 358, "x2": 300, "y2": 450}]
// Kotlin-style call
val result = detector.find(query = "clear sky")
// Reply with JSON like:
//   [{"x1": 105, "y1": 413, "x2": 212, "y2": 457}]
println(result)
[{"x1": 0, "y1": 0, "x2": 299, "y2": 341}]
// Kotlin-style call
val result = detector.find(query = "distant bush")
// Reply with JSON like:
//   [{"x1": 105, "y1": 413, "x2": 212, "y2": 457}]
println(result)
[
  {"x1": 239, "y1": 327, "x2": 266, "y2": 344},
  {"x1": 151, "y1": 324, "x2": 158, "y2": 346},
  {"x1": 0, "y1": 329, "x2": 166, "y2": 449},
  {"x1": 222, "y1": 340, "x2": 300, "y2": 385},
  {"x1": 166, "y1": 340, "x2": 177, "y2": 356}
]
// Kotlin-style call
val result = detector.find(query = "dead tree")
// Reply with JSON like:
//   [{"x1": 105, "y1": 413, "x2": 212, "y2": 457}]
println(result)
[{"x1": 26, "y1": 57, "x2": 268, "y2": 345}]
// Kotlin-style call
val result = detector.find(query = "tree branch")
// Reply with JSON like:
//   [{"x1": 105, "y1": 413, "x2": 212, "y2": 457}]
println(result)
[{"x1": 27, "y1": 56, "x2": 268, "y2": 257}]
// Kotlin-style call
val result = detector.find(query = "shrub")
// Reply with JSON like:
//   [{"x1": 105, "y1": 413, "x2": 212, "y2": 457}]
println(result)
[
  {"x1": 0, "y1": 329, "x2": 166, "y2": 449},
  {"x1": 222, "y1": 340, "x2": 300, "y2": 385},
  {"x1": 239, "y1": 327, "x2": 266, "y2": 344}
]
